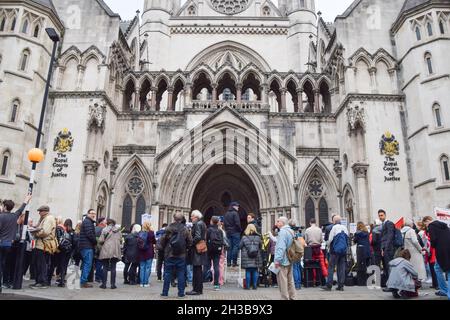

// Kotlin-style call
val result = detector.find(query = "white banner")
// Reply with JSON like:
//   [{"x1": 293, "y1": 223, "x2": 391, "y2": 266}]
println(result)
[{"x1": 434, "y1": 207, "x2": 450, "y2": 227}]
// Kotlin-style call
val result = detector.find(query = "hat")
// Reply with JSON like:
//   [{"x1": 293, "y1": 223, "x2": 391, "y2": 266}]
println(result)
[
  {"x1": 37, "y1": 205, "x2": 50, "y2": 212},
  {"x1": 230, "y1": 201, "x2": 240, "y2": 207}
]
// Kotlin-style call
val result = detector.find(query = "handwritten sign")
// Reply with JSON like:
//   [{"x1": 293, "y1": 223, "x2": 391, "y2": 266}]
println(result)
[{"x1": 434, "y1": 207, "x2": 450, "y2": 227}]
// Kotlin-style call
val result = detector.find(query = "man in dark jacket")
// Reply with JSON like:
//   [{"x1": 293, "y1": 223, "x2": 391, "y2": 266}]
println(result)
[
  {"x1": 378, "y1": 209, "x2": 395, "y2": 284},
  {"x1": 247, "y1": 212, "x2": 262, "y2": 235},
  {"x1": 160, "y1": 213, "x2": 192, "y2": 298},
  {"x1": 425, "y1": 217, "x2": 450, "y2": 300},
  {"x1": 224, "y1": 202, "x2": 241, "y2": 267},
  {"x1": 79, "y1": 209, "x2": 97, "y2": 288},
  {"x1": 0, "y1": 194, "x2": 30, "y2": 292},
  {"x1": 155, "y1": 223, "x2": 168, "y2": 281},
  {"x1": 187, "y1": 210, "x2": 207, "y2": 296},
  {"x1": 93, "y1": 217, "x2": 106, "y2": 283}
]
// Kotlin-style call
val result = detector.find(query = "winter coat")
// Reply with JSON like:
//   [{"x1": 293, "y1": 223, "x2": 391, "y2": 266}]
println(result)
[
  {"x1": 381, "y1": 220, "x2": 395, "y2": 252},
  {"x1": 160, "y1": 222, "x2": 192, "y2": 259},
  {"x1": 139, "y1": 231, "x2": 156, "y2": 261},
  {"x1": 224, "y1": 208, "x2": 241, "y2": 235},
  {"x1": 34, "y1": 213, "x2": 57, "y2": 252},
  {"x1": 387, "y1": 257, "x2": 418, "y2": 292},
  {"x1": 401, "y1": 226, "x2": 427, "y2": 280},
  {"x1": 354, "y1": 230, "x2": 371, "y2": 260},
  {"x1": 428, "y1": 221, "x2": 450, "y2": 272},
  {"x1": 123, "y1": 232, "x2": 140, "y2": 264},
  {"x1": 371, "y1": 225, "x2": 382, "y2": 253},
  {"x1": 79, "y1": 216, "x2": 96, "y2": 250},
  {"x1": 239, "y1": 234, "x2": 262, "y2": 269},
  {"x1": 99, "y1": 225, "x2": 122, "y2": 260},
  {"x1": 189, "y1": 220, "x2": 208, "y2": 266}
]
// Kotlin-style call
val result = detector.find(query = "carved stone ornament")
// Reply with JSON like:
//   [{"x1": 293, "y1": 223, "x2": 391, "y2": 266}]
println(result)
[
  {"x1": 211, "y1": 0, "x2": 250, "y2": 15},
  {"x1": 88, "y1": 101, "x2": 107, "y2": 132},
  {"x1": 347, "y1": 104, "x2": 366, "y2": 133}
]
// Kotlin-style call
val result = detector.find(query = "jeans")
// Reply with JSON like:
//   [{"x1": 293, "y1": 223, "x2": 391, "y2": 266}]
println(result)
[
  {"x1": 293, "y1": 262, "x2": 302, "y2": 289},
  {"x1": 80, "y1": 248, "x2": 94, "y2": 285},
  {"x1": 101, "y1": 258, "x2": 117, "y2": 287},
  {"x1": 186, "y1": 264, "x2": 193, "y2": 283},
  {"x1": 434, "y1": 262, "x2": 450, "y2": 300},
  {"x1": 326, "y1": 254, "x2": 346, "y2": 288},
  {"x1": 140, "y1": 259, "x2": 153, "y2": 285},
  {"x1": 162, "y1": 257, "x2": 186, "y2": 297},
  {"x1": 210, "y1": 253, "x2": 221, "y2": 286},
  {"x1": 245, "y1": 268, "x2": 259, "y2": 289},
  {"x1": 0, "y1": 246, "x2": 11, "y2": 289},
  {"x1": 94, "y1": 259, "x2": 103, "y2": 282},
  {"x1": 227, "y1": 233, "x2": 241, "y2": 265}
]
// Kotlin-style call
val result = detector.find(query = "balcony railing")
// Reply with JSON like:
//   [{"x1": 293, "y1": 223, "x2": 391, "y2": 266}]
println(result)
[{"x1": 191, "y1": 100, "x2": 269, "y2": 111}]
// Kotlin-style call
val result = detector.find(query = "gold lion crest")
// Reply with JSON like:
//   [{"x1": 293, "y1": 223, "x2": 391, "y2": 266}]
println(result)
[
  {"x1": 54, "y1": 128, "x2": 74, "y2": 153},
  {"x1": 380, "y1": 131, "x2": 399, "y2": 157}
]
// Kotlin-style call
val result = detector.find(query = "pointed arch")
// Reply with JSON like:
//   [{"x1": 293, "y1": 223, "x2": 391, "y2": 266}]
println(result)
[
  {"x1": 215, "y1": 66, "x2": 239, "y2": 84},
  {"x1": 170, "y1": 72, "x2": 187, "y2": 88},
  {"x1": 80, "y1": 46, "x2": 105, "y2": 66},
  {"x1": 139, "y1": 74, "x2": 154, "y2": 88},
  {"x1": 299, "y1": 74, "x2": 317, "y2": 90},
  {"x1": 240, "y1": 64, "x2": 264, "y2": 84}
]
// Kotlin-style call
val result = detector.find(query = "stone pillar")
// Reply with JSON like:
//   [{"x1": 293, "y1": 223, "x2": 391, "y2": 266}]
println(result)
[
  {"x1": 296, "y1": 89, "x2": 303, "y2": 113},
  {"x1": 260, "y1": 84, "x2": 268, "y2": 106},
  {"x1": 388, "y1": 68, "x2": 397, "y2": 93},
  {"x1": 237, "y1": 84, "x2": 243, "y2": 103},
  {"x1": 55, "y1": 66, "x2": 65, "y2": 90},
  {"x1": 151, "y1": 86, "x2": 158, "y2": 111},
  {"x1": 280, "y1": 88, "x2": 287, "y2": 113},
  {"x1": 334, "y1": 161, "x2": 343, "y2": 216},
  {"x1": 135, "y1": 87, "x2": 140, "y2": 111},
  {"x1": 369, "y1": 67, "x2": 377, "y2": 93},
  {"x1": 167, "y1": 86, "x2": 174, "y2": 111},
  {"x1": 82, "y1": 160, "x2": 100, "y2": 214},
  {"x1": 352, "y1": 163, "x2": 370, "y2": 224},
  {"x1": 184, "y1": 83, "x2": 192, "y2": 107},
  {"x1": 76, "y1": 65, "x2": 86, "y2": 90},
  {"x1": 212, "y1": 84, "x2": 218, "y2": 103},
  {"x1": 314, "y1": 89, "x2": 320, "y2": 113}
]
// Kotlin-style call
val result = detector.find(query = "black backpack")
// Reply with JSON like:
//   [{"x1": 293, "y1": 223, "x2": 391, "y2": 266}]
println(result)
[
  {"x1": 246, "y1": 237, "x2": 259, "y2": 259},
  {"x1": 170, "y1": 227, "x2": 186, "y2": 256},
  {"x1": 207, "y1": 227, "x2": 224, "y2": 254},
  {"x1": 57, "y1": 227, "x2": 72, "y2": 252}
]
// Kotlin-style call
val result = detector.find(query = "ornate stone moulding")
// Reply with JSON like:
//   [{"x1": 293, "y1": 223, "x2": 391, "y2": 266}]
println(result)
[
  {"x1": 113, "y1": 145, "x2": 156, "y2": 155},
  {"x1": 171, "y1": 26, "x2": 288, "y2": 35}
]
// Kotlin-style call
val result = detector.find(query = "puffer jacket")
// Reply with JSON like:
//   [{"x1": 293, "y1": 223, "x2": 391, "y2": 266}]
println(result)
[
  {"x1": 79, "y1": 216, "x2": 96, "y2": 250},
  {"x1": 99, "y1": 225, "x2": 122, "y2": 260},
  {"x1": 240, "y1": 234, "x2": 262, "y2": 269},
  {"x1": 123, "y1": 232, "x2": 140, "y2": 264},
  {"x1": 387, "y1": 257, "x2": 418, "y2": 292}
]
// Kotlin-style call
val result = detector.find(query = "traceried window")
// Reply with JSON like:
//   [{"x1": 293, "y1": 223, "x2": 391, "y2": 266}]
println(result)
[
  {"x1": 21, "y1": 19, "x2": 29, "y2": 34},
  {"x1": 211, "y1": 0, "x2": 250, "y2": 15},
  {"x1": 127, "y1": 175, "x2": 144, "y2": 196},
  {"x1": 433, "y1": 103, "x2": 443, "y2": 128},
  {"x1": 415, "y1": 26, "x2": 422, "y2": 41},
  {"x1": 308, "y1": 178, "x2": 324, "y2": 198},
  {"x1": 441, "y1": 155, "x2": 450, "y2": 182}
]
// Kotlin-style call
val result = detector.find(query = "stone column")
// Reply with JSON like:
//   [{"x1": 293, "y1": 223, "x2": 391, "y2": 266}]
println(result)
[
  {"x1": 212, "y1": 84, "x2": 218, "y2": 103},
  {"x1": 55, "y1": 66, "x2": 65, "y2": 90},
  {"x1": 314, "y1": 89, "x2": 320, "y2": 113},
  {"x1": 296, "y1": 89, "x2": 303, "y2": 113},
  {"x1": 184, "y1": 83, "x2": 192, "y2": 107},
  {"x1": 369, "y1": 67, "x2": 377, "y2": 93},
  {"x1": 151, "y1": 86, "x2": 158, "y2": 111},
  {"x1": 260, "y1": 84, "x2": 268, "y2": 106},
  {"x1": 280, "y1": 88, "x2": 287, "y2": 113},
  {"x1": 352, "y1": 163, "x2": 370, "y2": 223},
  {"x1": 236, "y1": 84, "x2": 243, "y2": 103},
  {"x1": 82, "y1": 160, "x2": 100, "y2": 214},
  {"x1": 388, "y1": 68, "x2": 397, "y2": 93},
  {"x1": 167, "y1": 86, "x2": 174, "y2": 111},
  {"x1": 76, "y1": 65, "x2": 86, "y2": 90},
  {"x1": 134, "y1": 87, "x2": 140, "y2": 111},
  {"x1": 334, "y1": 161, "x2": 343, "y2": 216}
]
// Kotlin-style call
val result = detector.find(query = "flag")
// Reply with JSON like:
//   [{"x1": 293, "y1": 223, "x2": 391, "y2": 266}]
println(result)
[{"x1": 395, "y1": 217, "x2": 404, "y2": 230}]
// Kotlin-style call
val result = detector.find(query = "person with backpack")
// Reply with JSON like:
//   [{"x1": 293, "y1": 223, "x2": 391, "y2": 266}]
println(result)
[
  {"x1": 72, "y1": 221, "x2": 82, "y2": 267},
  {"x1": 98, "y1": 219, "x2": 122, "y2": 289},
  {"x1": 240, "y1": 223, "x2": 262, "y2": 290},
  {"x1": 93, "y1": 217, "x2": 107, "y2": 283},
  {"x1": 159, "y1": 212, "x2": 193, "y2": 298},
  {"x1": 187, "y1": 210, "x2": 208, "y2": 296},
  {"x1": 370, "y1": 220, "x2": 382, "y2": 267},
  {"x1": 401, "y1": 219, "x2": 426, "y2": 281},
  {"x1": 123, "y1": 224, "x2": 141, "y2": 285},
  {"x1": 274, "y1": 216, "x2": 295, "y2": 300},
  {"x1": 289, "y1": 220, "x2": 304, "y2": 290},
  {"x1": 155, "y1": 223, "x2": 168, "y2": 281},
  {"x1": 378, "y1": 209, "x2": 396, "y2": 285},
  {"x1": 224, "y1": 202, "x2": 242, "y2": 267},
  {"x1": 206, "y1": 216, "x2": 224, "y2": 291},
  {"x1": 58, "y1": 219, "x2": 74, "y2": 287},
  {"x1": 48, "y1": 217, "x2": 73, "y2": 287},
  {"x1": 322, "y1": 215, "x2": 349, "y2": 292},
  {"x1": 138, "y1": 221, "x2": 156, "y2": 287},
  {"x1": 78, "y1": 209, "x2": 97, "y2": 288}
]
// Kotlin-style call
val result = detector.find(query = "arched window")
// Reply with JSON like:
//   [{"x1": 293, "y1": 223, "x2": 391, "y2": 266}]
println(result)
[
  {"x1": 305, "y1": 198, "x2": 315, "y2": 228},
  {"x1": 136, "y1": 195, "x2": 146, "y2": 218},
  {"x1": 441, "y1": 155, "x2": 450, "y2": 182},
  {"x1": 122, "y1": 194, "x2": 133, "y2": 230},
  {"x1": 10, "y1": 17, "x2": 16, "y2": 31},
  {"x1": 0, "y1": 16, "x2": 6, "y2": 31},
  {"x1": 318, "y1": 198, "x2": 329, "y2": 227},
  {"x1": 427, "y1": 22, "x2": 433, "y2": 36},
  {"x1": 439, "y1": 20, "x2": 445, "y2": 34},
  {"x1": 415, "y1": 26, "x2": 422, "y2": 40},
  {"x1": 19, "y1": 49, "x2": 30, "y2": 71},
  {"x1": 425, "y1": 52, "x2": 433, "y2": 75},
  {"x1": 10, "y1": 99, "x2": 19, "y2": 122},
  {"x1": 433, "y1": 103, "x2": 443, "y2": 127},
  {"x1": 1, "y1": 151, "x2": 10, "y2": 176},
  {"x1": 33, "y1": 24, "x2": 40, "y2": 38},
  {"x1": 21, "y1": 19, "x2": 29, "y2": 34}
]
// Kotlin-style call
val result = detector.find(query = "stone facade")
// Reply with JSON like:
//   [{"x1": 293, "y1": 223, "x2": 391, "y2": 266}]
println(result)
[{"x1": 1, "y1": 0, "x2": 449, "y2": 232}]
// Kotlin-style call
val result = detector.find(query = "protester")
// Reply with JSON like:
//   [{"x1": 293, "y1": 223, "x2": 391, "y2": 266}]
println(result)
[
  {"x1": 159, "y1": 212, "x2": 192, "y2": 298},
  {"x1": 268, "y1": 225, "x2": 278, "y2": 287},
  {"x1": 187, "y1": 210, "x2": 207, "y2": 296},
  {"x1": 240, "y1": 224, "x2": 262, "y2": 290},
  {"x1": 23, "y1": 218, "x2": 36, "y2": 281},
  {"x1": 322, "y1": 215, "x2": 349, "y2": 292},
  {"x1": 424, "y1": 216, "x2": 450, "y2": 300},
  {"x1": 30, "y1": 205, "x2": 57, "y2": 289},
  {"x1": 401, "y1": 219, "x2": 426, "y2": 281},
  {"x1": 247, "y1": 212, "x2": 262, "y2": 235},
  {"x1": 224, "y1": 202, "x2": 242, "y2": 267},
  {"x1": 354, "y1": 222, "x2": 371, "y2": 267},
  {"x1": 370, "y1": 220, "x2": 382, "y2": 267},
  {"x1": 79, "y1": 209, "x2": 97, "y2": 288},
  {"x1": 48, "y1": 217, "x2": 73, "y2": 287},
  {"x1": 155, "y1": 223, "x2": 168, "y2": 281},
  {"x1": 304, "y1": 218, "x2": 328, "y2": 284},
  {"x1": 218, "y1": 217, "x2": 228, "y2": 286},
  {"x1": 98, "y1": 219, "x2": 121, "y2": 289},
  {"x1": 206, "y1": 216, "x2": 224, "y2": 291},
  {"x1": 379, "y1": 209, "x2": 396, "y2": 286},
  {"x1": 123, "y1": 224, "x2": 141, "y2": 285},
  {"x1": 94, "y1": 217, "x2": 107, "y2": 283},
  {"x1": 274, "y1": 217, "x2": 295, "y2": 300},
  {"x1": 386, "y1": 249, "x2": 421, "y2": 299},
  {"x1": 139, "y1": 221, "x2": 156, "y2": 287},
  {"x1": 72, "y1": 221, "x2": 82, "y2": 267},
  {"x1": 57, "y1": 219, "x2": 74, "y2": 287},
  {"x1": 419, "y1": 219, "x2": 438, "y2": 289},
  {"x1": 289, "y1": 220, "x2": 303, "y2": 290},
  {"x1": 0, "y1": 195, "x2": 30, "y2": 292}
]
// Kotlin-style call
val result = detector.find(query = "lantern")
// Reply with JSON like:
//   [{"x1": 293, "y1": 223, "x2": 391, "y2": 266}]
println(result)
[{"x1": 28, "y1": 148, "x2": 44, "y2": 163}]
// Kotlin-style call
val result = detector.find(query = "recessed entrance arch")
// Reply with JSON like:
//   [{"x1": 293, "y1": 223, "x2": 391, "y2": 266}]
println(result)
[{"x1": 191, "y1": 164, "x2": 260, "y2": 229}]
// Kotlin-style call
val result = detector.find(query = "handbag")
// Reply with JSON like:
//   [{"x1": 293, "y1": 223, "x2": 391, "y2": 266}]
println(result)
[{"x1": 195, "y1": 240, "x2": 208, "y2": 254}]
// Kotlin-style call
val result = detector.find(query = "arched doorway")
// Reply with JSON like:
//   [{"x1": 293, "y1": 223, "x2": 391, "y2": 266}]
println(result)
[{"x1": 191, "y1": 164, "x2": 260, "y2": 230}]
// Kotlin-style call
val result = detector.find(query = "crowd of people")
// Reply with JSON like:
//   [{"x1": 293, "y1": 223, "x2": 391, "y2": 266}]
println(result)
[{"x1": 0, "y1": 195, "x2": 449, "y2": 301}]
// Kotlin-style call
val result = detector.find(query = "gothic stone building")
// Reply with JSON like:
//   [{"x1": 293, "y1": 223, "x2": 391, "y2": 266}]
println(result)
[{"x1": 0, "y1": 0, "x2": 449, "y2": 231}]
